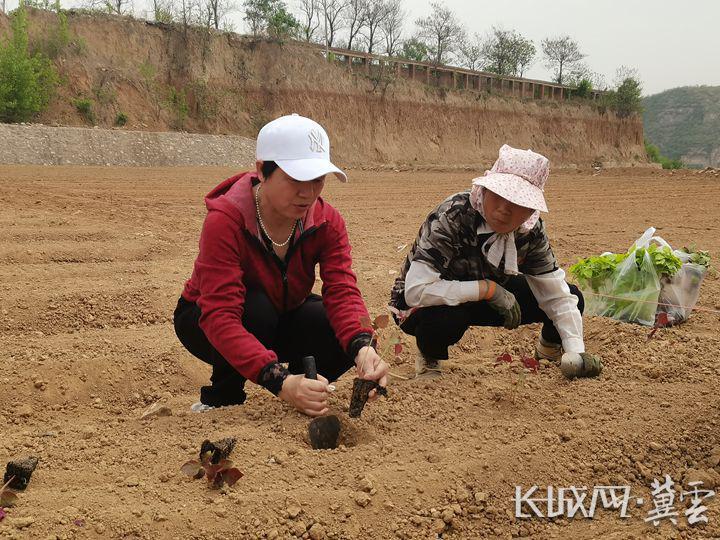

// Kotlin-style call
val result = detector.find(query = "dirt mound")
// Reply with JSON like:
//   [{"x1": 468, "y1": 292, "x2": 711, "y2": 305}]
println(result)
[
  {"x1": 0, "y1": 164, "x2": 718, "y2": 538},
  {"x1": 1, "y1": 9, "x2": 645, "y2": 168}
]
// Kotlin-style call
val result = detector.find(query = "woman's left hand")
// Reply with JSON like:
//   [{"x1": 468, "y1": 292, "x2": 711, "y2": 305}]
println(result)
[{"x1": 354, "y1": 345, "x2": 389, "y2": 401}]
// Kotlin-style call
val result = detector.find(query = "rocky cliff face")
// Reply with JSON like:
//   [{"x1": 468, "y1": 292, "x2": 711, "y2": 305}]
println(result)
[
  {"x1": 1, "y1": 9, "x2": 645, "y2": 168},
  {"x1": 644, "y1": 86, "x2": 720, "y2": 168}
]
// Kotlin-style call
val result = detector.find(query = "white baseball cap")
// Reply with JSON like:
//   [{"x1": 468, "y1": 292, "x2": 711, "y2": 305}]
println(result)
[{"x1": 256, "y1": 114, "x2": 347, "y2": 182}]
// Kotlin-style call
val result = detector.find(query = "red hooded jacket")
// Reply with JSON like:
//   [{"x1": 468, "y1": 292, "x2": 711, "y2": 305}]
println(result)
[{"x1": 182, "y1": 172, "x2": 372, "y2": 384}]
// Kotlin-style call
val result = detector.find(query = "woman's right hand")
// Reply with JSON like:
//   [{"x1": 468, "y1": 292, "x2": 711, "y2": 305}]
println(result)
[{"x1": 278, "y1": 374, "x2": 330, "y2": 417}]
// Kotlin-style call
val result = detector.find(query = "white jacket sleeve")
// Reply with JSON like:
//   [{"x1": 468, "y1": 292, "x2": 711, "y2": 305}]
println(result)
[
  {"x1": 405, "y1": 261, "x2": 480, "y2": 307},
  {"x1": 525, "y1": 268, "x2": 585, "y2": 353}
]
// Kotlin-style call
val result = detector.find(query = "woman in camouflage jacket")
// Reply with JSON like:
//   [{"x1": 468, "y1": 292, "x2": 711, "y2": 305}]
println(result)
[{"x1": 389, "y1": 145, "x2": 602, "y2": 379}]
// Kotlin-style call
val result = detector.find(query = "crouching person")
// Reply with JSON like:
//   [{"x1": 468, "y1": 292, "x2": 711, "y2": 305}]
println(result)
[
  {"x1": 389, "y1": 145, "x2": 602, "y2": 379},
  {"x1": 174, "y1": 114, "x2": 388, "y2": 415}
]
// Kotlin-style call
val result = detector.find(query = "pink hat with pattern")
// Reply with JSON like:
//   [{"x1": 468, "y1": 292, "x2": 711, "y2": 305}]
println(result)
[{"x1": 472, "y1": 145, "x2": 550, "y2": 212}]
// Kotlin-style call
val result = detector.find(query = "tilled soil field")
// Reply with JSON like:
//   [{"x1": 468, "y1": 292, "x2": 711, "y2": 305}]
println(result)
[{"x1": 1, "y1": 165, "x2": 719, "y2": 540}]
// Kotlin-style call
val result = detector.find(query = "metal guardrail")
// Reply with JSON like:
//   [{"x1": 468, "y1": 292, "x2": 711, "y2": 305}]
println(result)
[{"x1": 310, "y1": 43, "x2": 603, "y2": 101}]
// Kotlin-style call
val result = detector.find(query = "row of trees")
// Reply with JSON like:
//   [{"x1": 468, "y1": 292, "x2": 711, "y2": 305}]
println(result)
[{"x1": 1, "y1": 0, "x2": 644, "y2": 98}]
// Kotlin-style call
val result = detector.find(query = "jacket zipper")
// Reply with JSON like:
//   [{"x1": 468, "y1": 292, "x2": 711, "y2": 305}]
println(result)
[{"x1": 253, "y1": 224, "x2": 322, "y2": 313}]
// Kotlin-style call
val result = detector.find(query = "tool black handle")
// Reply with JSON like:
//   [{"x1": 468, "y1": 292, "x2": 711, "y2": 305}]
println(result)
[{"x1": 302, "y1": 356, "x2": 317, "y2": 380}]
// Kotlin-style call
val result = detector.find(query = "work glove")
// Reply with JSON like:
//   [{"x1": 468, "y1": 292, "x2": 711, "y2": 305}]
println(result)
[
  {"x1": 484, "y1": 281, "x2": 521, "y2": 330},
  {"x1": 560, "y1": 352, "x2": 603, "y2": 379}
]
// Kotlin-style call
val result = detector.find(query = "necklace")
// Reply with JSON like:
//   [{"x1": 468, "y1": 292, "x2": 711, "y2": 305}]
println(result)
[{"x1": 255, "y1": 184, "x2": 297, "y2": 248}]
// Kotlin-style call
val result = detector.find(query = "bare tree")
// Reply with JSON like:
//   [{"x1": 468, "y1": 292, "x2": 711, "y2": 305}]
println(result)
[
  {"x1": 415, "y1": 1, "x2": 465, "y2": 65},
  {"x1": 458, "y1": 33, "x2": 482, "y2": 70},
  {"x1": 297, "y1": 0, "x2": 321, "y2": 42},
  {"x1": 178, "y1": 0, "x2": 201, "y2": 31},
  {"x1": 362, "y1": 0, "x2": 387, "y2": 54},
  {"x1": 86, "y1": 0, "x2": 132, "y2": 15},
  {"x1": 1, "y1": 0, "x2": 6, "y2": 13},
  {"x1": 342, "y1": 0, "x2": 366, "y2": 50},
  {"x1": 380, "y1": 0, "x2": 403, "y2": 56},
  {"x1": 204, "y1": 0, "x2": 235, "y2": 29},
  {"x1": 541, "y1": 35, "x2": 585, "y2": 85},
  {"x1": 319, "y1": 0, "x2": 347, "y2": 48},
  {"x1": 613, "y1": 65, "x2": 640, "y2": 88},
  {"x1": 564, "y1": 62, "x2": 608, "y2": 91}
]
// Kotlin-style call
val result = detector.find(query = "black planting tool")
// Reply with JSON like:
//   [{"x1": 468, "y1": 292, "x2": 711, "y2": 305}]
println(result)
[{"x1": 304, "y1": 356, "x2": 341, "y2": 450}]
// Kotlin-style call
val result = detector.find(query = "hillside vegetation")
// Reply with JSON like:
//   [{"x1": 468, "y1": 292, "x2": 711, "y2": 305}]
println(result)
[{"x1": 644, "y1": 86, "x2": 720, "y2": 168}]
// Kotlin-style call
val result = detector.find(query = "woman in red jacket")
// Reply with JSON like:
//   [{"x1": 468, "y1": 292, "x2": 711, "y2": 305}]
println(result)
[{"x1": 174, "y1": 114, "x2": 388, "y2": 415}]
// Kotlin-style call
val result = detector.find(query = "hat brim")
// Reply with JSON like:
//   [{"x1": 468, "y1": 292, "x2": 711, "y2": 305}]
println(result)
[
  {"x1": 276, "y1": 158, "x2": 347, "y2": 182},
  {"x1": 472, "y1": 173, "x2": 548, "y2": 212}
]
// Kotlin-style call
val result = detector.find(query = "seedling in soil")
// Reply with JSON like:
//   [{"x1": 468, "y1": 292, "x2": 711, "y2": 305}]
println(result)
[
  {"x1": 360, "y1": 314, "x2": 404, "y2": 363},
  {"x1": 181, "y1": 438, "x2": 243, "y2": 488},
  {"x1": 647, "y1": 312, "x2": 672, "y2": 340},
  {"x1": 493, "y1": 353, "x2": 539, "y2": 403},
  {"x1": 0, "y1": 477, "x2": 19, "y2": 508},
  {"x1": 349, "y1": 377, "x2": 388, "y2": 418}
]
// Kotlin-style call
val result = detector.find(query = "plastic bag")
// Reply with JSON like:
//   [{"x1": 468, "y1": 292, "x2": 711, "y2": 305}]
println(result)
[
  {"x1": 658, "y1": 263, "x2": 707, "y2": 324},
  {"x1": 584, "y1": 228, "x2": 661, "y2": 325},
  {"x1": 580, "y1": 227, "x2": 707, "y2": 326},
  {"x1": 644, "y1": 233, "x2": 707, "y2": 324}
]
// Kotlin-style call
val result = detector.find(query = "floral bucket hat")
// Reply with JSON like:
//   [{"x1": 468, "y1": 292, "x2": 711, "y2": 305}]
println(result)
[{"x1": 471, "y1": 144, "x2": 550, "y2": 213}]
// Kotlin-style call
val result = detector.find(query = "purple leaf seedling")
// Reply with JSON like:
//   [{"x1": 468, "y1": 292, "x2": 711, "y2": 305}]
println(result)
[
  {"x1": 181, "y1": 438, "x2": 243, "y2": 489},
  {"x1": 647, "y1": 312, "x2": 671, "y2": 340},
  {"x1": 493, "y1": 352, "x2": 539, "y2": 403},
  {"x1": 521, "y1": 355, "x2": 540, "y2": 373},
  {"x1": 494, "y1": 352, "x2": 513, "y2": 365},
  {"x1": 360, "y1": 314, "x2": 404, "y2": 363}
]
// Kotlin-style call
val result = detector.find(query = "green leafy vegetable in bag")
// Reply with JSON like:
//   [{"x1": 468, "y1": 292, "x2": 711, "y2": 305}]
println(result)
[
  {"x1": 640, "y1": 244, "x2": 683, "y2": 277},
  {"x1": 569, "y1": 253, "x2": 626, "y2": 291}
]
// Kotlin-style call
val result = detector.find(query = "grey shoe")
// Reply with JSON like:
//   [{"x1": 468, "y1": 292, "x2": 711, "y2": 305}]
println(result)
[
  {"x1": 415, "y1": 355, "x2": 442, "y2": 378},
  {"x1": 535, "y1": 336, "x2": 563, "y2": 362},
  {"x1": 190, "y1": 402, "x2": 215, "y2": 413}
]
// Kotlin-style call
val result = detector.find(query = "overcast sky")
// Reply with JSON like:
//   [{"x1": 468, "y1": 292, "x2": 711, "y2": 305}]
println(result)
[
  {"x1": 6, "y1": 0, "x2": 719, "y2": 95},
  {"x1": 400, "y1": 0, "x2": 720, "y2": 95}
]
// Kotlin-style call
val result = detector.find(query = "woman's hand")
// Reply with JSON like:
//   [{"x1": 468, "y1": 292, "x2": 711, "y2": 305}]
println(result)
[
  {"x1": 355, "y1": 345, "x2": 389, "y2": 401},
  {"x1": 278, "y1": 374, "x2": 330, "y2": 417},
  {"x1": 480, "y1": 280, "x2": 521, "y2": 329}
]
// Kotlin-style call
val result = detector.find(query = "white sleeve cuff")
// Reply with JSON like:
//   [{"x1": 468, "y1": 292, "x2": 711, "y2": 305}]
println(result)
[
  {"x1": 562, "y1": 337, "x2": 585, "y2": 354},
  {"x1": 458, "y1": 280, "x2": 480, "y2": 304}
]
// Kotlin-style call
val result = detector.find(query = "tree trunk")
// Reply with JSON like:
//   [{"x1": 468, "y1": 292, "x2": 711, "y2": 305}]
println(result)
[{"x1": 558, "y1": 60, "x2": 564, "y2": 85}]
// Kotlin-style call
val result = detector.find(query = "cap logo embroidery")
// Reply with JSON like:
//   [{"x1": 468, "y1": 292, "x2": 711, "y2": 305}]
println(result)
[{"x1": 308, "y1": 129, "x2": 325, "y2": 153}]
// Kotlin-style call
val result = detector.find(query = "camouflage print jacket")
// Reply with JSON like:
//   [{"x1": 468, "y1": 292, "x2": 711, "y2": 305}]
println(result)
[{"x1": 389, "y1": 191, "x2": 558, "y2": 311}]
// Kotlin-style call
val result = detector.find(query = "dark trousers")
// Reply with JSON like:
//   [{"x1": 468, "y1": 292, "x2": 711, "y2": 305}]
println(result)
[
  {"x1": 173, "y1": 290, "x2": 355, "y2": 407},
  {"x1": 400, "y1": 276, "x2": 584, "y2": 360}
]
